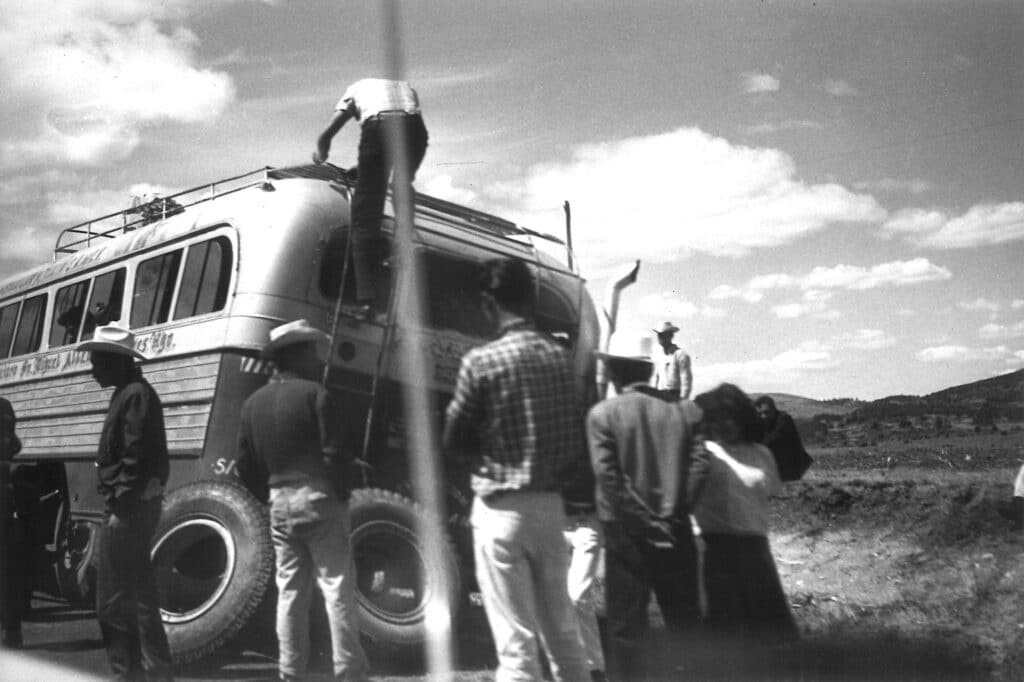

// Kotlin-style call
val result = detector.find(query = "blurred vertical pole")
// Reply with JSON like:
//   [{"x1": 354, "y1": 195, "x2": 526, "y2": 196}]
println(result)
[{"x1": 380, "y1": 0, "x2": 454, "y2": 675}]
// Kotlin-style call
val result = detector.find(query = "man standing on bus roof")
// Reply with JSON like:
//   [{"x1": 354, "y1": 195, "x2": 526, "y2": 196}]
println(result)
[
  {"x1": 312, "y1": 78, "x2": 429, "y2": 319},
  {"x1": 443, "y1": 257, "x2": 591, "y2": 682},
  {"x1": 77, "y1": 325, "x2": 173, "y2": 682},
  {"x1": 236, "y1": 319, "x2": 367, "y2": 682},
  {"x1": 650, "y1": 321, "x2": 692, "y2": 400}
]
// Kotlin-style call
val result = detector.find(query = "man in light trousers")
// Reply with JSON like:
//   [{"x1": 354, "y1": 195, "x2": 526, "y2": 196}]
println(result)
[
  {"x1": 237, "y1": 319, "x2": 367, "y2": 681},
  {"x1": 444, "y1": 257, "x2": 591, "y2": 682}
]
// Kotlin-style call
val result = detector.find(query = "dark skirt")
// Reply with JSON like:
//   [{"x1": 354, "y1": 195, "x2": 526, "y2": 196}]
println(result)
[{"x1": 701, "y1": 532, "x2": 799, "y2": 644}]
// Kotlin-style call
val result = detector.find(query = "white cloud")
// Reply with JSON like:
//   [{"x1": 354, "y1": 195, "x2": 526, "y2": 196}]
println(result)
[
  {"x1": 1012, "y1": 300, "x2": 1024, "y2": 310},
  {"x1": 801, "y1": 258, "x2": 951, "y2": 290},
  {"x1": 711, "y1": 258, "x2": 951, "y2": 306},
  {"x1": 978, "y1": 320, "x2": 1024, "y2": 340},
  {"x1": 833, "y1": 329, "x2": 897, "y2": 351},
  {"x1": 0, "y1": 1, "x2": 242, "y2": 168},
  {"x1": 916, "y1": 344, "x2": 1019, "y2": 362},
  {"x1": 823, "y1": 79, "x2": 859, "y2": 96},
  {"x1": 638, "y1": 292, "x2": 723, "y2": 320},
  {"x1": 958, "y1": 298, "x2": 1000, "y2": 318},
  {"x1": 698, "y1": 341, "x2": 836, "y2": 393},
  {"x1": 853, "y1": 177, "x2": 931, "y2": 195},
  {"x1": 422, "y1": 174, "x2": 478, "y2": 204},
  {"x1": 743, "y1": 119, "x2": 821, "y2": 135},
  {"x1": 484, "y1": 128, "x2": 883, "y2": 271},
  {"x1": 742, "y1": 72, "x2": 780, "y2": 93},
  {"x1": 881, "y1": 202, "x2": 1024, "y2": 249},
  {"x1": 770, "y1": 300, "x2": 839, "y2": 320}
]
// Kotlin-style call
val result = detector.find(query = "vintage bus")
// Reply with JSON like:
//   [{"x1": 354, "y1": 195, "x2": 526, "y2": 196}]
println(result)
[{"x1": 0, "y1": 164, "x2": 602, "y2": 662}]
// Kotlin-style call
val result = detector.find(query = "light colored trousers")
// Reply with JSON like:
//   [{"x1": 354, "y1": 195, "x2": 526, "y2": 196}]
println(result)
[
  {"x1": 270, "y1": 481, "x2": 368, "y2": 681},
  {"x1": 565, "y1": 519, "x2": 606, "y2": 673},
  {"x1": 472, "y1": 492, "x2": 591, "y2": 682}
]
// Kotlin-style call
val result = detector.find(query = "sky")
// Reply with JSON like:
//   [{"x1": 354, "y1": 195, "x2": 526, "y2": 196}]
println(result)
[{"x1": 1, "y1": 0, "x2": 1022, "y2": 400}]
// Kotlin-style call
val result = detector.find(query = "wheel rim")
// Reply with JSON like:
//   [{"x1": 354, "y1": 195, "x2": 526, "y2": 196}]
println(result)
[
  {"x1": 151, "y1": 517, "x2": 237, "y2": 624},
  {"x1": 353, "y1": 519, "x2": 432, "y2": 627}
]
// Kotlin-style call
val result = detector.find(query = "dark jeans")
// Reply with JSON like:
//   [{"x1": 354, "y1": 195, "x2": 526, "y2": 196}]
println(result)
[
  {"x1": 1, "y1": 481, "x2": 26, "y2": 645},
  {"x1": 702, "y1": 533, "x2": 798, "y2": 644},
  {"x1": 96, "y1": 500, "x2": 173, "y2": 681},
  {"x1": 350, "y1": 112, "x2": 428, "y2": 303},
  {"x1": 602, "y1": 520, "x2": 701, "y2": 680}
]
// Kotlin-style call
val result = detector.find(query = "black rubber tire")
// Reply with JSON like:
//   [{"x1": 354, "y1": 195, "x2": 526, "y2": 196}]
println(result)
[
  {"x1": 151, "y1": 479, "x2": 274, "y2": 664},
  {"x1": 350, "y1": 488, "x2": 461, "y2": 648}
]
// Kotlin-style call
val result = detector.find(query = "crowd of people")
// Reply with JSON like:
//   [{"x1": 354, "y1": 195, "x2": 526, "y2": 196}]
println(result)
[{"x1": 0, "y1": 77, "x2": 820, "y2": 681}]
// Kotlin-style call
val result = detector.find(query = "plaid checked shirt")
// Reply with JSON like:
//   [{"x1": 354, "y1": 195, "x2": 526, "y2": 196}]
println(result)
[{"x1": 444, "y1": 318, "x2": 585, "y2": 498}]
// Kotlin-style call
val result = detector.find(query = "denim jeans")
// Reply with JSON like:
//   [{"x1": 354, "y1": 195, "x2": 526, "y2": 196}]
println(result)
[
  {"x1": 350, "y1": 112, "x2": 428, "y2": 304},
  {"x1": 270, "y1": 480, "x2": 367, "y2": 681},
  {"x1": 95, "y1": 499, "x2": 173, "y2": 682},
  {"x1": 472, "y1": 492, "x2": 590, "y2": 682}
]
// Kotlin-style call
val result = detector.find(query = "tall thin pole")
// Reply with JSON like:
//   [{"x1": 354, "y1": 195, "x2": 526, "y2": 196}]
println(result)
[{"x1": 381, "y1": 0, "x2": 454, "y2": 675}]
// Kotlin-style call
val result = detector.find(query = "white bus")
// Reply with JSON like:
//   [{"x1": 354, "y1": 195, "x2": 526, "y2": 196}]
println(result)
[{"x1": 0, "y1": 164, "x2": 602, "y2": 662}]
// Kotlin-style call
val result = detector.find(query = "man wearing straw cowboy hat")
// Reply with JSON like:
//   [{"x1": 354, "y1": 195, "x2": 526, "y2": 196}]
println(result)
[
  {"x1": 587, "y1": 338, "x2": 704, "y2": 679},
  {"x1": 650, "y1": 321, "x2": 692, "y2": 400},
  {"x1": 78, "y1": 325, "x2": 173, "y2": 682},
  {"x1": 235, "y1": 319, "x2": 367, "y2": 682}
]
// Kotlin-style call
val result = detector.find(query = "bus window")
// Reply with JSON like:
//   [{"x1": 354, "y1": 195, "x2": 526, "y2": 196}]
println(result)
[
  {"x1": 50, "y1": 280, "x2": 91, "y2": 347},
  {"x1": 82, "y1": 269, "x2": 126, "y2": 340},
  {"x1": 0, "y1": 301, "x2": 19, "y2": 358},
  {"x1": 173, "y1": 237, "x2": 232, "y2": 320},
  {"x1": 132, "y1": 250, "x2": 182, "y2": 328},
  {"x1": 318, "y1": 227, "x2": 392, "y2": 304},
  {"x1": 11, "y1": 294, "x2": 46, "y2": 357},
  {"x1": 421, "y1": 252, "x2": 494, "y2": 338}
]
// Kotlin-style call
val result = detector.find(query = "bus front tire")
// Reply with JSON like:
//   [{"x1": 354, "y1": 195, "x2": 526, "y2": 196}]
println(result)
[{"x1": 151, "y1": 479, "x2": 274, "y2": 664}]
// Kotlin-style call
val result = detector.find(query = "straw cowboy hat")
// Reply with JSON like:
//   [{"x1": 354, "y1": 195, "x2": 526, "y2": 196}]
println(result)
[
  {"x1": 596, "y1": 333, "x2": 652, "y2": 363},
  {"x1": 77, "y1": 325, "x2": 147, "y2": 360},
  {"x1": 653, "y1": 321, "x2": 680, "y2": 336},
  {"x1": 262, "y1": 319, "x2": 330, "y2": 358}
]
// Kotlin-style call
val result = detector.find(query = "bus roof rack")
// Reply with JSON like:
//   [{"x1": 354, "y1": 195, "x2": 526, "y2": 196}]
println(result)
[{"x1": 53, "y1": 163, "x2": 569, "y2": 260}]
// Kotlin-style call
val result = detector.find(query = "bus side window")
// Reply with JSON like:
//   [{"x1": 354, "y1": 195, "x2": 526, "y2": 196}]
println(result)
[
  {"x1": 0, "y1": 301, "x2": 19, "y2": 358},
  {"x1": 173, "y1": 237, "x2": 232, "y2": 320},
  {"x1": 49, "y1": 280, "x2": 91, "y2": 347},
  {"x1": 81, "y1": 269, "x2": 126, "y2": 340},
  {"x1": 421, "y1": 252, "x2": 494, "y2": 338},
  {"x1": 11, "y1": 294, "x2": 46, "y2": 357},
  {"x1": 132, "y1": 250, "x2": 182, "y2": 328}
]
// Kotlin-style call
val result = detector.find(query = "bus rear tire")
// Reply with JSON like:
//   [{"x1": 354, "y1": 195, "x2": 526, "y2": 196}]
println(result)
[
  {"x1": 151, "y1": 479, "x2": 274, "y2": 664},
  {"x1": 350, "y1": 488, "x2": 461, "y2": 651}
]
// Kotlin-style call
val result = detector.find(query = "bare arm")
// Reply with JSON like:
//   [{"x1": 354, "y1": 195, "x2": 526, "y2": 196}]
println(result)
[{"x1": 313, "y1": 109, "x2": 354, "y2": 164}]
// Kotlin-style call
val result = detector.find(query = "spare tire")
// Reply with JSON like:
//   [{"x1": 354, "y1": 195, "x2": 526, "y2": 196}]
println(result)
[
  {"x1": 350, "y1": 488, "x2": 461, "y2": 648},
  {"x1": 151, "y1": 479, "x2": 274, "y2": 664}
]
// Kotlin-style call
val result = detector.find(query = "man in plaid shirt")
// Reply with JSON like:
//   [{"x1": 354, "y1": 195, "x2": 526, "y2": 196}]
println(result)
[{"x1": 444, "y1": 257, "x2": 591, "y2": 682}]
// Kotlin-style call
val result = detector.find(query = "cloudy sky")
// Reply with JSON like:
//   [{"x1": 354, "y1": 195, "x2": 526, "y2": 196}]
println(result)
[{"x1": 1, "y1": 0, "x2": 1022, "y2": 400}]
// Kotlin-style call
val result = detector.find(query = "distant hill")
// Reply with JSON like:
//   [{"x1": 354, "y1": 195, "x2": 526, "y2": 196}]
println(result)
[
  {"x1": 852, "y1": 368, "x2": 1024, "y2": 422},
  {"x1": 761, "y1": 369, "x2": 1024, "y2": 446},
  {"x1": 759, "y1": 393, "x2": 864, "y2": 420}
]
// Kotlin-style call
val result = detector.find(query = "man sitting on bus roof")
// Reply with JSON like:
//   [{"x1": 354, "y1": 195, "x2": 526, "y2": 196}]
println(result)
[{"x1": 312, "y1": 78, "x2": 429, "y2": 320}]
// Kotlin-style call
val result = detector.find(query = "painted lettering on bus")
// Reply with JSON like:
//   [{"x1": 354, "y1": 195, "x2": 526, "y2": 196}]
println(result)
[
  {"x1": 212, "y1": 458, "x2": 238, "y2": 476},
  {"x1": 136, "y1": 330, "x2": 175, "y2": 357}
]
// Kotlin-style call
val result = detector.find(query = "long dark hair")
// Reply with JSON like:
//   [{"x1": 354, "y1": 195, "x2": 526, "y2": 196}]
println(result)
[{"x1": 694, "y1": 383, "x2": 764, "y2": 443}]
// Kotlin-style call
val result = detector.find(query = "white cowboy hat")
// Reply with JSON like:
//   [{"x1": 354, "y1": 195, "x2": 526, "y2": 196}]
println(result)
[
  {"x1": 596, "y1": 333, "x2": 652, "y2": 362},
  {"x1": 76, "y1": 325, "x2": 147, "y2": 360},
  {"x1": 263, "y1": 319, "x2": 330, "y2": 358},
  {"x1": 653, "y1": 321, "x2": 680, "y2": 335}
]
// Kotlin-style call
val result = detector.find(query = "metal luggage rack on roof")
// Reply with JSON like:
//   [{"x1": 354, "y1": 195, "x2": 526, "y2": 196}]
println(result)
[{"x1": 53, "y1": 163, "x2": 573, "y2": 267}]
